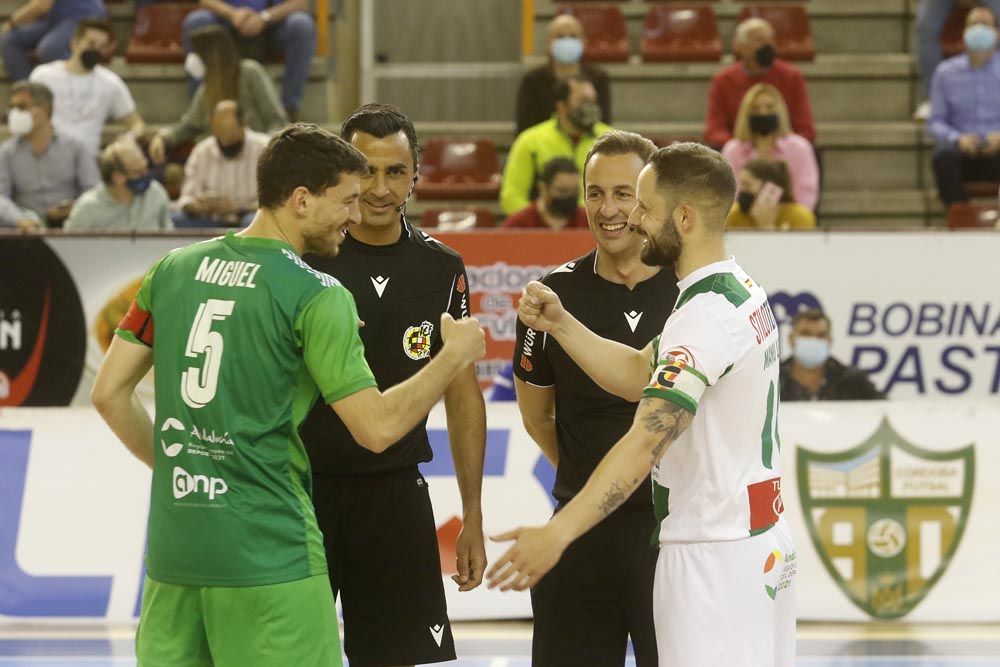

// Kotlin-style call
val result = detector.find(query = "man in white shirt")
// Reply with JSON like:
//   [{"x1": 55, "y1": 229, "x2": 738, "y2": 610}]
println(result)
[
  {"x1": 65, "y1": 137, "x2": 171, "y2": 231},
  {"x1": 173, "y1": 100, "x2": 269, "y2": 228},
  {"x1": 29, "y1": 18, "x2": 144, "y2": 157},
  {"x1": 488, "y1": 143, "x2": 797, "y2": 667}
]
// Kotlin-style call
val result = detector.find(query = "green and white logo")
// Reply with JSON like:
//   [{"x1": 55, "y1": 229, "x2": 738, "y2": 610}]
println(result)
[{"x1": 796, "y1": 418, "x2": 974, "y2": 619}]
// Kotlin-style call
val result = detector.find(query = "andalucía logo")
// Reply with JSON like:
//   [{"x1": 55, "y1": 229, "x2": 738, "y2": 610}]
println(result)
[
  {"x1": 796, "y1": 419, "x2": 974, "y2": 619},
  {"x1": 0, "y1": 239, "x2": 86, "y2": 405}
]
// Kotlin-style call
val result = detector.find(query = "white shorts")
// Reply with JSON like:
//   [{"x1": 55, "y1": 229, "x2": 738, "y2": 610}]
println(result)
[{"x1": 653, "y1": 517, "x2": 797, "y2": 667}]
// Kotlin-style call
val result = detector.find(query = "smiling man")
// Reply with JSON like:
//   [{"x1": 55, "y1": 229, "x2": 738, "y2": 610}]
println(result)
[
  {"x1": 512, "y1": 130, "x2": 673, "y2": 667},
  {"x1": 300, "y1": 104, "x2": 487, "y2": 667}
]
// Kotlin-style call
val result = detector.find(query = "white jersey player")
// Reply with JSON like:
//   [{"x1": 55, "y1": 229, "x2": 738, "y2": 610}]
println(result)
[{"x1": 487, "y1": 142, "x2": 796, "y2": 667}]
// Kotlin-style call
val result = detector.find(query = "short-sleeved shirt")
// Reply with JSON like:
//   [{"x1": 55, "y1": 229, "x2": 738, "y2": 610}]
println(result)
[
  {"x1": 299, "y1": 218, "x2": 470, "y2": 476},
  {"x1": 514, "y1": 251, "x2": 677, "y2": 509},
  {"x1": 115, "y1": 231, "x2": 376, "y2": 587},
  {"x1": 30, "y1": 62, "x2": 137, "y2": 157},
  {"x1": 643, "y1": 257, "x2": 783, "y2": 545}
]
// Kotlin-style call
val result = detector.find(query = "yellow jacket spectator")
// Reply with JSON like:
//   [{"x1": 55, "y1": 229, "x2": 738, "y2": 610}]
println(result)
[
  {"x1": 500, "y1": 75, "x2": 612, "y2": 214},
  {"x1": 727, "y1": 158, "x2": 816, "y2": 230}
]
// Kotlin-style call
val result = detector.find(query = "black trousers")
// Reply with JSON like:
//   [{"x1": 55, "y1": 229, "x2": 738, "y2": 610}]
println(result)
[{"x1": 932, "y1": 143, "x2": 1000, "y2": 206}]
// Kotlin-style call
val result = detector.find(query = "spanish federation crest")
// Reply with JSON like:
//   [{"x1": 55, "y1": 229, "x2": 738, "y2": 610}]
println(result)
[
  {"x1": 796, "y1": 418, "x2": 974, "y2": 619},
  {"x1": 403, "y1": 321, "x2": 434, "y2": 361}
]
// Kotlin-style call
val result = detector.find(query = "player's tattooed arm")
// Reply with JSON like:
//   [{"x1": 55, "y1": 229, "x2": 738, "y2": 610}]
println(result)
[{"x1": 640, "y1": 397, "x2": 695, "y2": 464}]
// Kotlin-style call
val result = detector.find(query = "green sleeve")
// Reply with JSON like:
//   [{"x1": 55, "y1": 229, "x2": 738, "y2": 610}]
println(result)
[
  {"x1": 165, "y1": 89, "x2": 205, "y2": 146},
  {"x1": 499, "y1": 133, "x2": 535, "y2": 215},
  {"x1": 296, "y1": 287, "x2": 377, "y2": 404},
  {"x1": 245, "y1": 61, "x2": 289, "y2": 133}
]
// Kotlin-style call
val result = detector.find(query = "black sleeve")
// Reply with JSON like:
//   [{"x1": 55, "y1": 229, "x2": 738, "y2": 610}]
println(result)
[
  {"x1": 431, "y1": 260, "x2": 471, "y2": 356},
  {"x1": 844, "y1": 369, "x2": 886, "y2": 400},
  {"x1": 515, "y1": 73, "x2": 533, "y2": 136},
  {"x1": 512, "y1": 312, "x2": 555, "y2": 387}
]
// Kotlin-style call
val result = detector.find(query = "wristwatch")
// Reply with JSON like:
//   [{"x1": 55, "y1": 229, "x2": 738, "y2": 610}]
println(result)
[{"x1": 260, "y1": 9, "x2": 272, "y2": 24}]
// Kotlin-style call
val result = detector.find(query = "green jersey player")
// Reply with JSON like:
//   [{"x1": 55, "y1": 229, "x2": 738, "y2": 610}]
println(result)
[{"x1": 91, "y1": 124, "x2": 486, "y2": 667}]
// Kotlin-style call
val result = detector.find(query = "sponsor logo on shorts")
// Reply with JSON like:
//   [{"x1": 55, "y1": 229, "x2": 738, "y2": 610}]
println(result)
[
  {"x1": 404, "y1": 321, "x2": 434, "y2": 361},
  {"x1": 172, "y1": 466, "x2": 228, "y2": 501},
  {"x1": 763, "y1": 549, "x2": 796, "y2": 600}
]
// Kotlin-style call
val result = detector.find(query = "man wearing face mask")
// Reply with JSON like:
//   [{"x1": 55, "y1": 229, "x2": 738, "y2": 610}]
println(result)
[
  {"x1": 501, "y1": 75, "x2": 613, "y2": 216},
  {"x1": 174, "y1": 100, "x2": 270, "y2": 228},
  {"x1": 705, "y1": 18, "x2": 816, "y2": 147},
  {"x1": 0, "y1": 81, "x2": 98, "y2": 229},
  {"x1": 928, "y1": 6, "x2": 1000, "y2": 206},
  {"x1": 503, "y1": 157, "x2": 589, "y2": 229},
  {"x1": 515, "y1": 13, "x2": 612, "y2": 135},
  {"x1": 29, "y1": 19, "x2": 144, "y2": 157},
  {"x1": 64, "y1": 137, "x2": 171, "y2": 231},
  {"x1": 780, "y1": 309, "x2": 883, "y2": 401}
]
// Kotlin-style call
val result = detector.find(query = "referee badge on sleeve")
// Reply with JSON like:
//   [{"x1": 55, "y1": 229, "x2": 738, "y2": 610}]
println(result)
[{"x1": 403, "y1": 321, "x2": 434, "y2": 360}]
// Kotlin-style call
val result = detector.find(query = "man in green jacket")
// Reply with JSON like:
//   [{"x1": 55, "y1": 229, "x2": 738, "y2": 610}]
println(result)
[{"x1": 501, "y1": 75, "x2": 613, "y2": 215}]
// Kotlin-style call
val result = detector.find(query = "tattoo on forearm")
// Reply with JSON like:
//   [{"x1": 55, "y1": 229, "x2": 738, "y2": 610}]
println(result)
[
  {"x1": 641, "y1": 398, "x2": 694, "y2": 464},
  {"x1": 599, "y1": 476, "x2": 637, "y2": 518}
]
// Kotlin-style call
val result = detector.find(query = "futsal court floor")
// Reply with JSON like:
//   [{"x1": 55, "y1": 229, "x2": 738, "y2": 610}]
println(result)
[{"x1": 0, "y1": 621, "x2": 997, "y2": 666}]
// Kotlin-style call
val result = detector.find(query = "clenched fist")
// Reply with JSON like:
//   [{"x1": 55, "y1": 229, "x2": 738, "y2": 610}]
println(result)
[
  {"x1": 440, "y1": 313, "x2": 486, "y2": 365},
  {"x1": 518, "y1": 281, "x2": 567, "y2": 333}
]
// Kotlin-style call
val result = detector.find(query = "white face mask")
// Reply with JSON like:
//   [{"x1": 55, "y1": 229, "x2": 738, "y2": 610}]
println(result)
[
  {"x1": 185, "y1": 52, "x2": 206, "y2": 80},
  {"x1": 8, "y1": 108, "x2": 34, "y2": 137}
]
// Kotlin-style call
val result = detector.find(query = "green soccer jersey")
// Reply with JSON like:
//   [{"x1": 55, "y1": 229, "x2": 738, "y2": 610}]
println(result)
[{"x1": 116, "y1": 232, "x2": 377, "y2": 587}]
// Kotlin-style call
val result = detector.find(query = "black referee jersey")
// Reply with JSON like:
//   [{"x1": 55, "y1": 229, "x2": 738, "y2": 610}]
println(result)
[
  {"x1": 513, "y1": 250, "x2": 678, "y2": 509},
  {"x1": 300, "y1": 217, "x2": 470, "y2": 475}
]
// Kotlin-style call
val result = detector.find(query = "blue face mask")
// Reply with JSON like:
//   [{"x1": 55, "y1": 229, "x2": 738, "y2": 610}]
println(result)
[
  {"x1": 126, "y1": 174, "x2": 153, "y2": 195},
  {"x1": 965, "y1": 24, "x2": 998, "y2": 52},
  {"x1": 793, "y1": 337, "x2": 830, "y2": 369},
  {"x1": 551, "y1": 36, "x2": 584, "y2": 65}
]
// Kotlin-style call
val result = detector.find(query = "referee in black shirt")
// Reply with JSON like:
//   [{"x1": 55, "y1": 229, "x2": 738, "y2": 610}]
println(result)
[
  {"x1": 300, "y1": 104, "x2": 487, "y2": 667},
  {"x1": 514, "y1": 131, "x2": 677, "y2": 667}
]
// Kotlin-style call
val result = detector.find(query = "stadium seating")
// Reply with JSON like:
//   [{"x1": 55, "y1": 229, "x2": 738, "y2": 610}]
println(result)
[
  {"x1": 420, "y1": 208, "x2": 497, "y2": 230},
  {"x1": 413, "y1": 139, "x2": 502, "y2": 201},
  {"x1": 642, "y1": 5, "x2": 723, "y2": 63},
  {"x1": 946, "y1": 203, "x2": 1000, "y2": 229},
  {"x1": 737, "y1": 4, "x2": 815, "y2": 62},
  {"x1": 126, "y1": 4, "x2": 199, "y2": 64},
  {"x1": 556, "y1": 5, "x2": 630, "y2": 62}
]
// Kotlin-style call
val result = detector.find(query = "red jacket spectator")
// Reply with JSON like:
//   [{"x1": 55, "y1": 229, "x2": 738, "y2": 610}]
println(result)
[
  {"x1": 503, "y1": 202, "x2": 589, "y2": 229},
  {"x1": 706, "y1": 59, "x2": 815, "y2": 147}
]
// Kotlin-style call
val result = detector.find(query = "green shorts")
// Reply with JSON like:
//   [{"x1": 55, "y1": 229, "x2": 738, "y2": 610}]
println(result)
[{"x1": 136, "y1": 574, "x2": 341, "y2": 667}]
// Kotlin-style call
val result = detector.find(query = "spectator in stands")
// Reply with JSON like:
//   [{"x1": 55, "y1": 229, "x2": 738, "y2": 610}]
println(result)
[
  {"x1": 727, "y1": 159, "x2": 816, "y2": 230},
  {"x1": 64, "y1": 137, "x2": 171, "y2": 230},
  {"x1": 181, "y1": 0, "x2": 315, "y2": 119},
  {"x1": 705, "y1": 18, "x2": 815, "y2": 147},
  {"x1": 149, "y1": 25, "x2": 287, "y2": 165},
  {"x1": 0, "y1": 81, "x2": 98, "y2": 229},
  {"x1": 501, "y1": 75, "x2": 612, "y2": 215},
  {"x1": 0, "y1": 0, "x2": 105, "y2": 82},
  {"x1": 780, "y1": 308, "x2": 884, "y2": 401},
  {"x1": 722, "y1": 83, "x2": 818, "y2": 210},
  {"x1": 29, "y1": 19, "x2": 144, "y2": 157},
  {"x1": 515, "y1": 13, "x2": 612, "y2": 136},
  {"x1": 928, "y1": 6, "x2": 1000, "y2": 206},
  {"x1": 914, "y1": 0, "x2": 1000, "y2": 119},
  {"x1": 173, "y1": 100, "x2": 269, "y2": 228},
  {"x1": 503, "y1": 157, "x2": 588, "y2": 229}
]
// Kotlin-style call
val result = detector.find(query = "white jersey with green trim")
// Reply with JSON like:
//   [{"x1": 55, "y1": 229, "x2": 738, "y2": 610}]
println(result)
[{"x1": 643, "y1": 257, "x2": 784, "y2": 545}]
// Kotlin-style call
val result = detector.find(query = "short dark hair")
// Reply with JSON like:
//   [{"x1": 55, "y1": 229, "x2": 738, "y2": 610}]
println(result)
[
  {"x1": 10, "y1": 81, "x2": 53, "y2": 117},
  {"x1": 583, "y1": 130, "x2": 657, "y2": 184},
  {"x1": 257, "y1": 123, "x2": 368, "y2": 210},
  {"x1": 791, "y1": 307, "x2": 831, "y2": 331},
  {"x1": 646, "y1": 142, "x2": 737, "y2": 231},
  {"x1": 744, "y1": 158, "x2": 795, "y2": 204},
  {"x1": 539, "y1": 156, "x2": 578, "y2": 187},
  {"x1": 966, "y1": 4, "x2": 999, "y2": 27},
  {"x1": 340, "y1": 103, "x2": 420, "y2": 168},
  {"x1": 553, "y1": 75, "x2": 593, "y2": 105},
  {"x1": 73, "y1": 18, "x2": 112, "y2": 41}
]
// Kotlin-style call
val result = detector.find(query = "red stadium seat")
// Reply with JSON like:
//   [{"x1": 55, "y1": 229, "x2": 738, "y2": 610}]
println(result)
[
  {"x1": 642, "y1": 5, "x2": 722, "y2": 62},
  {"x1": 414, "y1": 139, "x2": 502, "y2": 201},
  {"x1": 556, "y1": 5, "x2": 630, "y2": 63},
  {"x1": 126, "y1": 4, "x2": 198, "y2": 63},
  {"x1": 964, "y1": 181, "x2": 1000, "y2": 198},
  {"x1": 738, "y1": 4, "x2": 815, "y2": 62},
  {"x1": 940, "y1": 4, "x2": 971, "y2": 59},
  {"x1": 419, "y1": 208, "x2": 497, "y2": 230},
  {"x1": 946, "y1": 203, "x2": 1000, "y2": 229}
]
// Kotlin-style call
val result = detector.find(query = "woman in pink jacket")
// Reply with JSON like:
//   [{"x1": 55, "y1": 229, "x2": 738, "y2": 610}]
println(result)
[{"x1": 722, "y1": 83, "x2": 819, "y2": 210}]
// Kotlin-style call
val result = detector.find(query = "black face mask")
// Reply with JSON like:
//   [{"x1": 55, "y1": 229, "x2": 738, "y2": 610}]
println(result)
[
  {"x1": 748, "y1": 113, "x2": 780, "y2": 136},
  {"x1": 548, "y1": 193, "x2": 578, "y2": 218},
  {"x1": 754, "y1": 44, "x2": 776, "y2": 68},
  {"x1": 217, "y1": 138, "x2": 244, "y2": 159},
  {"x1": 80, "y1": 49, "x2": 102, "y2": 70},
  {"x1": 737, "y1": 191, "x2": 756, "y2": 214}
]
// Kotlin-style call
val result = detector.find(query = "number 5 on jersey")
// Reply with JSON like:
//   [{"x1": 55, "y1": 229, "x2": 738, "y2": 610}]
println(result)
[{"x1": 182, "y1": 299, "x2": 236, "y2": 408}]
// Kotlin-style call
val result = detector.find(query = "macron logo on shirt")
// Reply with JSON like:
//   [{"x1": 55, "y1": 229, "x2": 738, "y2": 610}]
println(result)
[
  {"x1": 625, "y1": 310, "x2": 643, "y2": 333},
  {"x1": 371, "y1": 275, "x2": 389, "y2": 298}
]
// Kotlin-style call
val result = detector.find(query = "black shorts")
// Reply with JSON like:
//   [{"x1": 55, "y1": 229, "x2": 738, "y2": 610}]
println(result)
[
  {"x1": 530, "y1": 506, "x2": 659, "y2": 667},
  {"x1": 312, "y1": 466, "x2": 456, "y2": 667}
]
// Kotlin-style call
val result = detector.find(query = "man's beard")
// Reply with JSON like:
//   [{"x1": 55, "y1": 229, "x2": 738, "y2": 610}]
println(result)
[{"x1": 640, "y1": 218, "x2": 682, "y2": 268}]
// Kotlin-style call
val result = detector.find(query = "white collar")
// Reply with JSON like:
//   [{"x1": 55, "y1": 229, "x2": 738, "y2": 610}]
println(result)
[{"x1": 676, "y1": 256, "x2": 738, "y2": 292}]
